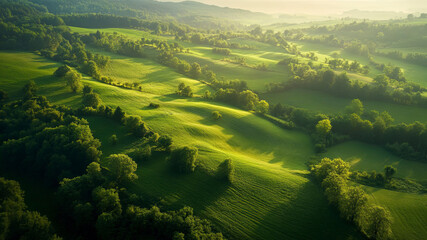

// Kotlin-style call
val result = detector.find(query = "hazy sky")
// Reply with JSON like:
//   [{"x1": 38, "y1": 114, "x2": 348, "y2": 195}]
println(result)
[{"x1": 159, "y1": 0, "x2": 427, "y2": 15}]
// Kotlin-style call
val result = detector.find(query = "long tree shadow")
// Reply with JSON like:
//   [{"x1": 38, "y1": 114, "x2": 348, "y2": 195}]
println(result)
[{"x1": 253, "y1": 179, "x2": 363, "y2": 240}]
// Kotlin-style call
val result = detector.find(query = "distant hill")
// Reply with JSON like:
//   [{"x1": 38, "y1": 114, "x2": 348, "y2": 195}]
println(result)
[
  {"x1": 28, "y1": 0, "x2": 277, "y2": 27},
  {"x1": 341, "y1": 9, "x2": 408, "y2": 20}
]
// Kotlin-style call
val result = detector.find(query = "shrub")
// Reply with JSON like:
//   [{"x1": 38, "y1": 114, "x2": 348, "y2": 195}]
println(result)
[
  {"x1": 169, "y1": 146, "x2": 198, "y2": 173},
  {"x1": 149, "y1": 102, "x2": 160, "y2": 108},
  {"x1": 216, "y1": 159, "x2": 235, "y2": 183},
  {"x1": 212, "y1": 111, "x2": 222, "y2": 120}
]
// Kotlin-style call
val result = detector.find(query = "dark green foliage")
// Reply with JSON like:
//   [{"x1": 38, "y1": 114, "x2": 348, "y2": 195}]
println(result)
[
  {"x1": 58, "y1": 160, "x2": 223, "y2": 240},
  {"x1": 113, "y1": 106, "x2": 125, "y2": 123},
  {"x1": 54, "y1": 65, "x2": 72, "y2": 77},
  {"x1": 169, "y1": 146, "x2": 198, "y2": 173},
  {"x1": 216, "y1": 159, "x2": 235, "y2": 183},
  {"x1": 0, "y1": 96, "x2": 102, "y2": 184},
  {"x1": 384, "y1": 165, "x2": 397, "y2": 181},
  {"x1": 83, "y1": 85, "x2": 93, "y2": 95},
  {"x1": 65, "y1": 69, "x2": 82, "y2": 93},
  {"x1": 105, "y1": 154, "x2": 137, "y2": 185},
  {"x1": 130, "y1": 145, "x2": 152, "y2": 162},
  {"x1": 82, "y1": 92, "x2": 102, "y2": 108},
  {"x1": 124, "y1": 115, "x2": 150, "y2": 138},
  {"x1": 148, "y1": 102, "x2": 160, "y2": 108},
  {"x1": 311, "y1": 158, "x2": 393, "y2": 239},
  {"x1": 0, "y1": 178, "x2": 60, "y2": 240},
  {"x1": 212, "y1": 111, "x2": 222, "y2": 120},
  {"x1": 177, "y1": 83, "x2": 193, "y2": 97},
  {"x1": 212, "y1": 47, "x2": 231, "y2": 56},
  {"x1": 109, "y1": 134, "x2": 118, "y2": 145},
  {"x1": 23, "y1": 80, "x2": 38, "y2": 100}
]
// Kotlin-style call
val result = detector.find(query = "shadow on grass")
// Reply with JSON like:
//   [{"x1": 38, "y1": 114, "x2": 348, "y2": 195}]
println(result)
[{"x1": 254, "y1": 179, "x2": 363, "y2": 240}]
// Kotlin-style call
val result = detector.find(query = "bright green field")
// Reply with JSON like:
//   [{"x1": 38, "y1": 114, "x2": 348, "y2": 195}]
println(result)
[
  {"x1": 71, "y1": 27, "x2": 292, "y2": 92},
  {"x1": 323, "y1": 141, "x2": 427, "y2": 181},
  {"x1": 0, "y1": 51, "x2": 363, "y2": 239},
  {"x1": 262, "y1": 88, "x2": 427, "y2": 124}
]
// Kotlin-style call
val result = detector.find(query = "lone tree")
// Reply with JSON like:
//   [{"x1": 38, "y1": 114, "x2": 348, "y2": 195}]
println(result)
[
  {"x1": 217, "y1": 159, "x2": 235, "y2": 183},
  {"x1": 177, "y1": 83, "x2": 193, "y2": 97},
  {"x1": 82, "y1": 92, "x2": 102, "y2": 108},
  {"x1": 169, "y1": 146, "x2": 198, "y2": 173},
  {"x1": 65, "y1": 69, "x2": 82, "y2": 93},
  {"x1": 54, "y1": 65, "x2": 72, "y2": 77},
  {"x1": 212, "y1": 111, "x2": 222, "y2": 120},
  {"x1": 384, "y1": 165, "x2": 396, "y2": 181},
  {"x1": 113, "y1": 106, "x2": 125, "y2": 123},
  {"x1": 345, "y1": 99, "x2": 364, "y2": 115}
]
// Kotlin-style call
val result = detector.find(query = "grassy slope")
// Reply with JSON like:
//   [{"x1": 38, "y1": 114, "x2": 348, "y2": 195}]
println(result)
[
  {"x1": 261, "y1": 88, "x2": 427, "y2": 124},
  {"x1": 363, "y1": 186, "x2": 427, "y2": 240},
  {"x1": 0, "y1": 51, "x2": 361, "y2": 239}
]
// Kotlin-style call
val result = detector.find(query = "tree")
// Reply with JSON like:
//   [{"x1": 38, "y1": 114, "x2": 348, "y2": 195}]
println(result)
[
  {"x1": 359, "y1": 205, "x2": 393, "y2": 240},
  {"x1": 158, "y1": 135, "x2": 173, "y2": 150},
  {"x1": 54, "y1": 65, "x2": 72, "y2": 77},
  {"x1": 216, "y1": 159, "x2": 235, "y2": 183},
  {"x1": 109, "y1": 134, "x2": 118, "y2": 145},
  {"x1": 212, "y1": 111, "x2": 222, "y2": 120},
  {"x1": 311, "y1": 157, "x2": 350, "y2": 180},
  {"x1": 316, "y1": 119, "x2": 332, "y2": 136},
  {"x1": 384, "y1": 165, "x2": 396, "y2": 181},
  {"x1": 113, "y1": 106, "x2": 125, "y2": 123},
  {"x1": 169, "y1": 146, "x2": 198, "y2": 173},
  {"x1": 339, "y1": 186, "x2": 368, "y2": 221},
  {"x1": 105, "y1": 154, "x2": 138, "y2": 185},
  {"x1": 345, "y1": 99, "x2": 364, "y2": 115},
  {"x1": 83, "y1": 85, "x2": 93, "y2": 95},
  {"x1": 190, "y1": 62, "x2": 202, "y2": 79},
  {"x1": 85, "y1": 60, "x2": 100, "y2": 78},
  {"x1": 181, "y1": 86, "x2": 193, "y2": 97},
  {"x1": 256, "y1": 100, "x2": 269, "y2": 114},
  {"x1": 82, "y1": 92, "x2": 102, "y2": 108},
  {"x1": 65, "y1": 70, "x2": 82, "y2": 93}
]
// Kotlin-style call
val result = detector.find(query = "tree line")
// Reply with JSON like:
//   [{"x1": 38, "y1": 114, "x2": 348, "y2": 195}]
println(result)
[
  {"x1": 270, "y1": 99, "x2": 427, "y2": 162},
  {"x1": 311, "y1": 158, "x2": 393, "y2": 240},
  {"x1": 268, "y1": 57, "x2": 426, "y2": 106}
]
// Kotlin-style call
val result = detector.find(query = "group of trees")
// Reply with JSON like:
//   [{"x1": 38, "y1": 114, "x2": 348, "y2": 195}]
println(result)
[
  {"x1": 377, "y1": 51, "x2": 427, "y2": 67},
  {"x1": 0, "y1": 82, "x2": 225, "y2": 238},
  {"x1": 0, "y1": 177, "x2": 61, "y2": 239},
  {"x1": 325, "y1": 58, "x2": 370, "y2": 74},
  {"x1": 311, "y1": 158, "x2": 393, "y2": 240},
  {"x1": 212, "y1": 47, "x2": 231, "y2": 56},
  {"x1": 214, "y1": 88, "x2": 269, "y2": 113},
  {"x1": 57, "y1": 154, "x2": 224, "y2": 239},
  {"x1": 177, "y1": 83, "x2": 193, "y2": 97},
  {"x1": 0, "y1": 84, "x2": 102, "y2": 184},
  {"x1": 270, "y1": 98, "x2": 427, "y2": 162},
  {"x1": 271, "y1": 58, "x2": 426, "y2": 106}
]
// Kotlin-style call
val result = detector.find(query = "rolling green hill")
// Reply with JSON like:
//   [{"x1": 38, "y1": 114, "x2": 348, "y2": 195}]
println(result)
[{"x1": 0, "y1": 50, "x2": 362, "y2": 239}]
